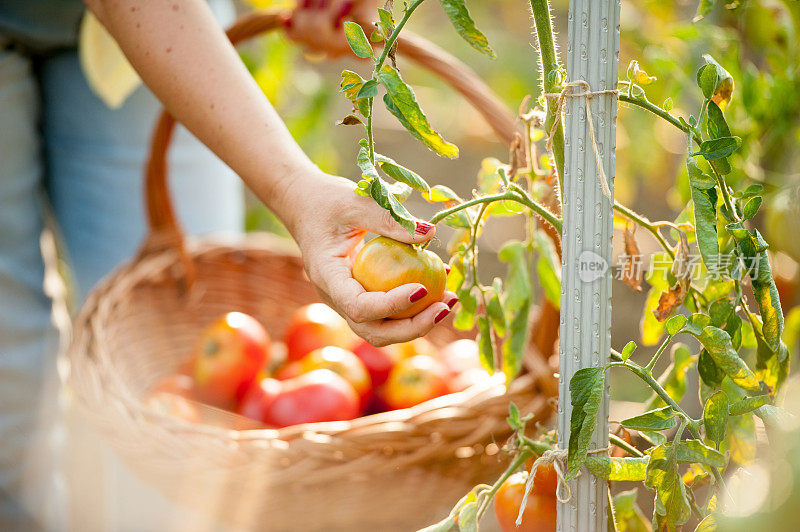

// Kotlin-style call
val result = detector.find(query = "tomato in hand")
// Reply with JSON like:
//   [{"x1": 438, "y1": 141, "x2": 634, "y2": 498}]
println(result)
[
  {"x1": 494, "y1": 471, "x2": 557, "y2": 532},
  {"x1": 352, "y1": 339, "x2": 400, "y2": 386},
  {"x1": 190, "y1": 312, "x2": 270, "y2": 408},
  {"x1": 352, "y1": 236, "x2": 446, "y2": 319},
  {"x1": 381, "y1": 355, "x2": 448, "y2": 409},
  {"x1": 284, "y1": 303, "x2": 354, "y2": 361},
  {"x1": 263, "y1": 369, "x2": 360, "y2": 427},
  {"x1": 298, "y1": 346, "x2": 372, "y2": 409}
]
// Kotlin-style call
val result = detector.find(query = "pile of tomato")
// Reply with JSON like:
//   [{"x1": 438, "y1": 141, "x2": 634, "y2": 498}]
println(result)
[{"x1": 146, "y1": 304, "x2": 492, "y2": 428}]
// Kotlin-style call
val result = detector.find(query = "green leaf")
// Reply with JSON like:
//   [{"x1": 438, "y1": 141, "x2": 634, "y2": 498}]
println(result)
[
  {"x1": 477, "y1": 316, "x2": 494, "y2": 373},
  {"x1": 438, "y1": 0, "x2": 496, "y2": 58},
  {"x1": 612, "y1": 489, "x2": 652, "y2": 532},
  {"x1": 724, "y1": 410, "x2": 756, "y2": 464},
  {"x1": 585, "y1": 456, "x2": 648, "y2": 481},
  {"x1": 705, "y1": 100, "x2": 730, "y2": 140},
  {"x1": 356, "y1": 79, "x2": 378, "y2": 99},
  {"x1": 567, "y1": 367, "x2": 606, "y2": 480},
  {"x1": 681, "y1": 313, "x2": 712, "y2": 337},
  {"x1": 499, "y1": 241, "x2": 531, "y2": 380},
  {"x1": 699, "y1": 326, "x2": 761, "y2": 392},
  {"x1": 687, "y1": 156, "x2": 716, "y2": 190},
  {"x1": 695, "y1": 515, "x2": 716, "y2": 532},
  {"x1": 666, "y1": 315, "x2": 688, "y2": 336},
  {"x1": 533, "y1": 230, "x2": 561, "y2": 309},
  {"x1": 697, "y1": 136, "x2": 742, "y2": 161},
  {"x1": 423, "y1": 184, "x2": 462, "y2": 203},
  {"x1": 648, "y1": 344, "x2": 694, "y2": 409},
  {"x1": 374, "y1": 153, "x2": 430, "y2": 193},
  {"x1": 729, "y1": 395, "x2": 770, "y2": 416},
  {"x1": 357, "y1": 146, "x2": 379, "y2": 179},
  {"x1": 708, "y1": 297, "x2": 735, "y2": 328},
  {"x1": 447, "y1": 256, "x2": 466, "y2": 293},
  {"x1": 507, "y1": 402, "x2": 522, "y2": 430},
  {"x1": 621, "y1": 406, "x2": 678, "y2": 431},
  {"x1": 645, "y1": 444, "x2": 691, "y2": 530},
  {"x1": 742, "y1": 196, "x2": 762, "y2": 220},
  {"x1": 486, "y1": 285, "x2": 507, "y2": 337},
  {"x1": 453, "y1": 288, "x2": 477, "y2": 331},
  {"x1": 663, "y1": 97, "x2": 674, "y2": 112},
  {"x1": 343, "y1": 21, "x2": 373, "y2": 59},
  {"x1": 642, "y1": 288, "x2": 667, "y2": 346},
  {"x1": 694, "y1": 0, "x2": 715, "y2": 22},
  {"x1": 378, "y1": 66, "x2": 458, "y2": 158},
  {"x1": 754, "y1": 404, "x2": 794, "y2": 429},
  {"x1": 369, "y1": 177, "x2": 416, "y2": 234},
  {"x1": 340, "y1": 70, "x2": 366, "y2": 101},
  {"x1": 621, "y1": 341, "x2": 637, "y2": 361},
  {"x1": 418, "y1": 515, "x2": 456, "y2": 532},
  {"x1": 690, "y1": 177, "x2": 719, "y2": 275},
  {"x1": 457, "y1": 501, "x2": 477, "y2": 532},
  {"x1": 674, "y1": 440, "x2": 726, "y2": 469},
  {"x1": 727, "y1": 226, "x2": 784, "y2": 351},
  {"x1": 739, "y1": 184, "x2": 764, "y2": 199},
  {"x1": 697, "y1": 55, "x2": 733, "y2": 102},
  {"x1": 698, "y1": 348, "x2": 724, "y2": 389},
  {"x1": 703, "y1": 391, "x2": 728, "y2": 446}
]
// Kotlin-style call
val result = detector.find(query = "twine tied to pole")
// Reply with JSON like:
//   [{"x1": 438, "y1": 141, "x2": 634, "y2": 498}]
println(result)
[
  {"x1": 543, "y1": 80, "x2": 618, "y2": 198},
  {"x1": 515, "y1": 446, "x2": 611, "y2": 526}
]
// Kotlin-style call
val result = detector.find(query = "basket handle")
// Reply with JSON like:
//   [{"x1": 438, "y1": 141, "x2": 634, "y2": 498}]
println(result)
[{"x1": 139, "y1": 9, "x2": 517, "y2": 257}]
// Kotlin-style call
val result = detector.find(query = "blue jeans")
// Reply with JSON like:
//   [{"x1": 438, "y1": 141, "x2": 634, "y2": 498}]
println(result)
[{"x1": 0, "y1": 35, "x2": 242, "y2": 531}]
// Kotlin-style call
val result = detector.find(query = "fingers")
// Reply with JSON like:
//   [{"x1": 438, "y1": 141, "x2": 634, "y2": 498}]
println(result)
[
  {"x1": 442, "y1": 290, "x2": 459, "y2": 309},
  {"x1": 356, "y1": 200, "x2": 436, "y2": 245},
  {"x1": 349, "y1": 301, "x2": 451, "y2": 346}
]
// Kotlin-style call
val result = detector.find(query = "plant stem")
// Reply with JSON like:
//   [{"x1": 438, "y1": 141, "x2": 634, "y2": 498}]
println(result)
[
  {"x1": 617, "y1": 86, "x2": 700, "y2": 144},
  {"x1": 644, "y1": 336, "x2": 673, "y2": 372},
  {"x1": 476, "y1": 449, "x2": 533, "y2": 519},
  {"x1": 613, "y1": 202, "x2": 675, "y2": 260},
  {"x1": 530, "y1": 0, "x2": 565, "y2": 191},
  {"x1": 375, "y1": 0, "x2": 426, "y2": 71},
  {"x1": 428, "y1": 190, "x2": 562, "y2": 233},
  {"x1": 366, "y1": 104, "x2": 375, "y2": 164},
  {"x1": 609, "y1": 433, "x2": 643, "y2": 457}
]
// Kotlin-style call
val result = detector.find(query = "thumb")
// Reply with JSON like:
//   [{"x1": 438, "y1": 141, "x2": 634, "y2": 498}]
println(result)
[{"x1": 364, "y1": 204, "x2": 436, "y2": 245}]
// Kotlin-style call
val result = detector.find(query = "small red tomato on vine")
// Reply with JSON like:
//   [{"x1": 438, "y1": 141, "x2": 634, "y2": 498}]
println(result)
[
  {"x1": 352, "y1": 236, "x2": 446, "y2": 319},
  {"x1": 524, "y1": 458, "x2": 558, "y2": 496},
  {"x1": 494, "y1": 471, "x2": 556, "y2": 532}
]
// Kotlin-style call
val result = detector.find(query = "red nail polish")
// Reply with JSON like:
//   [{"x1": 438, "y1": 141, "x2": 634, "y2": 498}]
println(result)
[
  {"x1": 415, "y1": 222, "x2": 433, "y2": 235},
  {"x1": 410, "y1": 287, "x2": 428, "y2": 303},
  {"x1": 447, "y1": 297, "x2": 458, "y2": 309},
  {"x1": 282, "y1": 17, "x2": 293, "y2": 29},
  {"x1": 445, "y1": 264, "x2": 451, "y2": 275},
  {"x1": 434, "y1": 309, "x2": 451, "y2": 324}
]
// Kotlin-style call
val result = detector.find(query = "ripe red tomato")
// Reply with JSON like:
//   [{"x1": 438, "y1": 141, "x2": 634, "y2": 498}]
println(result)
[
  {"x1": 352, "y1": 236, "x2": 446, "y2": 319},
  {"x1": 284, "y1": 303, "x2": 354, "y2": 361},
  {"x1": 494, "y1": 471, "x2": 557, "y2": 532},
  {"x1": 352, "y1": 339, "x2": 400, "y2": 386},
  {"x1": 448, "y1": 367, "x2": 493, "y2": 393},
  {"x1": 298, "y1": 346, "x2": 372, "y2": 409},
  {"x1": 262, "y1": 369, "x2": 360, "y2": 427},
  {"x1": 437, "y1": 339, "x2": 482, "y2": 378},
  {"x1": 190, "y1": 312, "x2": 270, "y2": 408},
  {"x1": 382, "y1": 355, "x2": 448, "y2": 410},
  {"x1": 525, "y1": 458, "x2": 558, "y2": 497},
  {"x1": 237, "y1": 378, "x2": 281, "y2": 423},
  {"x1": 274, "y1": 361, "x2": 303, "y2": 381}
]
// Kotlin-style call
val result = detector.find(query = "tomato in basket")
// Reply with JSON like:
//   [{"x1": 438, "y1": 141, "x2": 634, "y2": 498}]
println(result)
[
  {"x1": 239, "y1": 369, "x2": 359, "y2": 427},
  {"x1": 394, "y1": 337, "x2": 437, "y2": 360},
  {"x1": 437, "y1": 339, "x2": 482, "y2": 378},
  {"x1": 298, "y1": 346, "x2": 372, "y2": 409},
  {"x1": 352, "y1": 236, "x2": 447, "y2": 319},
  {"x1": 447, "y1": 367, "x2": 493, "y2": 394},
  {"x1": 380, "y1": 355, "x2": 449, "y2": 410},
  {"x1": 494, "y1": 471, "x2": 556, "y2": 532},
  {"x1": 284, "y1": 303, "x2": 354, "y2": 362},
  {"x1": 351, "y1": 339, "x2": 400, "y2": 387},
  {"x1": 190, "y1": 312, "x2": 270, "y2": 408}
]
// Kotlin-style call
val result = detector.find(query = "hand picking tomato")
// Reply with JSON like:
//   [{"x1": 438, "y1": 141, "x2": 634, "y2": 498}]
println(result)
[
  {"x1": 352, "y1": 236, "x2": 447, "y2": 319},
  {"x1": 262, "y1": 369, "x2": 360, "y2": 427},
  {"x1": 237, "y1": 377, "x2": 281, "y2": 423},
  {"x1": 190, "y1": 312, "x2": 270, "y2": 408},
  {"x1": 351, "y1": 339, "x2": 400, "y2": 386},
  {"x1": 284, "y1": 303, "x2": 354, "y2": 361},
  {"x1": 494, "y1": 471, "x2": 557, "y2": 532},
  {"x1": 437, "y1": 339, "x2": 482, "y2": 378},
  {"x1": 525, "y1": 458, "x2": 558, "y2": 496},
  {"x1": 382, "y1": 355, "x2": 448, "y2": 409},
  {"x1": 298, "y1": 346, "x2": 372, "y2": 409}
]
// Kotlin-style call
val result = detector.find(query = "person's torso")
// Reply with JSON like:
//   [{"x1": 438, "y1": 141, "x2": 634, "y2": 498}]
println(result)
[{"x1": 0, "y1": 0, "x2": 85, "y2": 53}]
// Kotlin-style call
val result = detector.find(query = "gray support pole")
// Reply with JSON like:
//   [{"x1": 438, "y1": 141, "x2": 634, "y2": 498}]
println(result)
[{"x1": 557, "y1": 1, "x2": 620, "y2": 531}]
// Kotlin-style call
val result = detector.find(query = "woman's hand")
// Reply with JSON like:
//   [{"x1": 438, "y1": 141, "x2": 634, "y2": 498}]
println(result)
[
  {"x1": 284, "y1": 0, "x2": 377, "y2": 58},
  {"x1": 277, "y1": 172, "x2": 458, "y2": 347}
]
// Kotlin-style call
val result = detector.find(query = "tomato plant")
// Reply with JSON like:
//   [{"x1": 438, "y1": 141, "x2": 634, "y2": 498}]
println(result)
[
  {"x1": 493, "y1": 471, "x2": 556, "y2": 532},
  {"x1": 331, "y1": 0, "x2": 798, "y2": 530}
]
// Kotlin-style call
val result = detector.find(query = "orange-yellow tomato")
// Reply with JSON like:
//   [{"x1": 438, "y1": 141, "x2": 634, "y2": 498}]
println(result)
[
  {"x1": 352, "y1": 236, "x2": 446, "y2": 319},
  {"x1": 298, "y1": 346, "x2": 372, "y2": 409},
  {"x1": 381, "y1": 355, "x2": 448, "y2": 410},
  {"x1": 284, "y1": 303, "x2": 354, "y2": 362},
  {"x1": 525, "y1": 459, "x2": 558, "y2": 497},
  {"x1": 494, "y1": 471, "x2": 557, "y2": 532}
]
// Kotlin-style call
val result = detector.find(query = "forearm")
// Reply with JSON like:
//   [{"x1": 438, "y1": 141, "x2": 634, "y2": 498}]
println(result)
[{"x1": 84, "y1": 0, "x2": 317, "y2": 225}]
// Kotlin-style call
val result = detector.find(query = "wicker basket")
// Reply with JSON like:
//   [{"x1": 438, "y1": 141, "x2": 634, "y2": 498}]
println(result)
[{"x1": 65, "y1": 11, "x2": 557, "y2": 531}]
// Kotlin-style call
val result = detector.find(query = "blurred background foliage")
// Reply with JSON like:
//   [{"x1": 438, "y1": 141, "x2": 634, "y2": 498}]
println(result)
[{"x1": 236, "y1": 0, "x2": 800, "y2": 398}]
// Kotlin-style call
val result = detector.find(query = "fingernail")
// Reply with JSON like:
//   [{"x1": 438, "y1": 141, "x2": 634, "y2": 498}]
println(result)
[
  {"x1": 446, "y1": 297, "x2": 459, "y2": 309},
  {"x1": 301, "y1": 0, "x2": 313, "y2": 8},
  {"x1": 282, "y1": 17, "x2": 293, "y2": 29},
  {"x1": 434, "y1": 309, "x2": 451, "y2": 324},
  {"x1": 410, "y1": 287, "x2": 428, "y2": 303},
  {"x1": 445, "y1": 264, "x2": 451, "y2": 275},
  {"x1": 415, "y1": 221, "x2": 433, "y2": 235}
]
